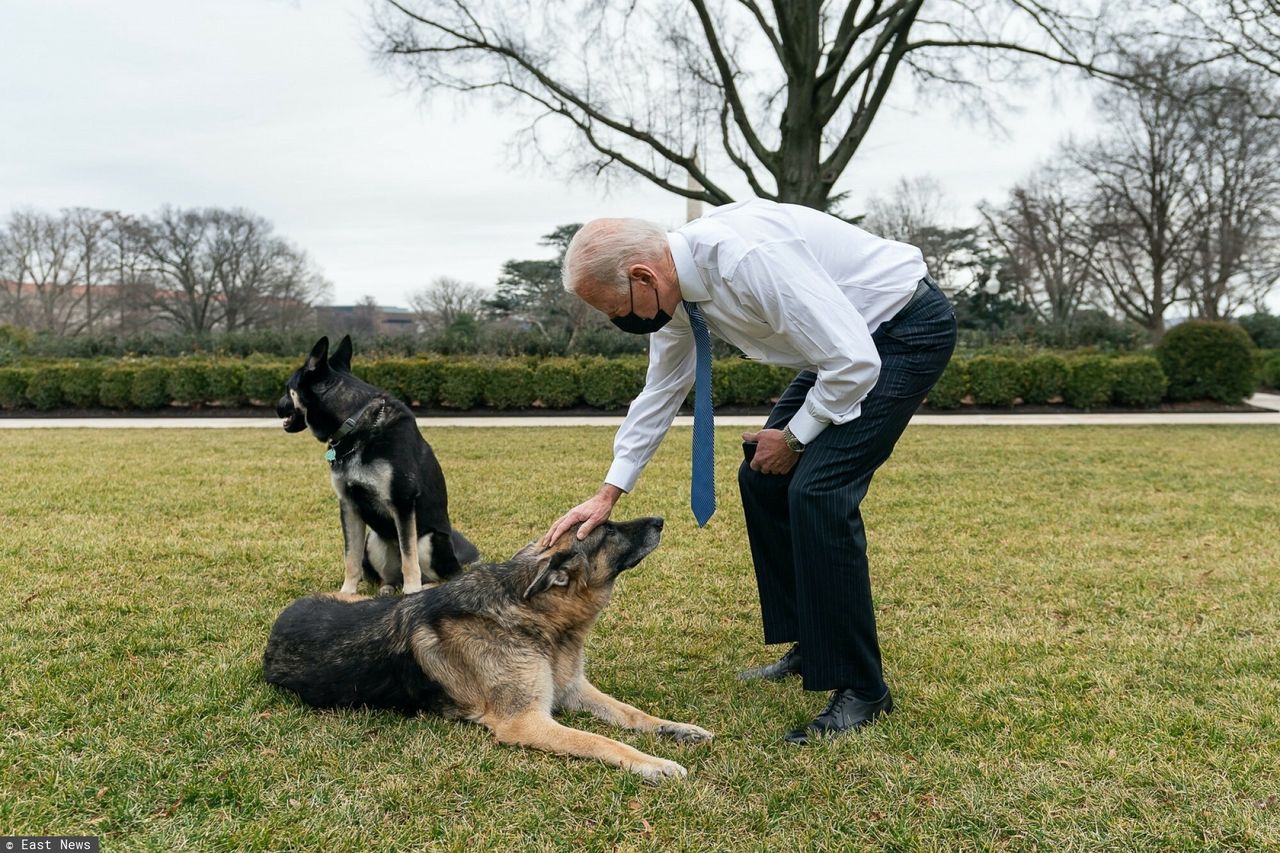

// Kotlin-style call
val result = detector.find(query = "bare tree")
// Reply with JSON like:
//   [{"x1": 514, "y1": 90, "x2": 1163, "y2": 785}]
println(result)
[
  {"x1": 1168, "y1": 1, "x2": 1280, "y2": 112},
  {"x1": 979, "y1": 165, "x2": 1096, "y2": 325},
  {"x1": 408, "y1": 275, "x2": 486, "y2": 331},
  {"x1": 130, "y1": 207, "x2": 222, "y2": 334},
  {"x1": 1183, "y1": 72, "x2": 1280, "y2": 319},
  {"x1": 0, "y1": 209, "x2": 84, "y2": 334},
  {"x1": 351, "y1": 295, "x2": 382, "y2": 338},
  {"x1": 101, "y1": 212, "x2": 155, "y2": 335},
  {"x1": 862, "y1": 176, "x2": 949, "y2": 249},
  {"x1": 131, "y1": 207, "x2": 329, "y2": 335},
  {"x1": 65, "y1": 208, "x2": 117, "y2": 335},
  {"x1": 862, "y1": 175, "x2": 996, "y2": 292},
  {"x1": 204, "y1": 209, "x2": 329, "y2": 332},
  {"x1": 1070, "y1": 51, "x2": 1208, "y2": 340},
  {"x1": 372, "y1": 1, "x2": 1126, "y2": 211},
  {"x1": 266, "y1": 246, "x2": 331, "y2": 331}
]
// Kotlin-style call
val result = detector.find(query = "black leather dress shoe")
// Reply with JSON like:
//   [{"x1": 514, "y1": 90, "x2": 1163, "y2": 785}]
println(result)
[
  {"x1": 737, "y1": 644, "x2": 802, "y2": 681},
  {"x1": 784, "y1": 688, "x2": 893, "y2": 744}
]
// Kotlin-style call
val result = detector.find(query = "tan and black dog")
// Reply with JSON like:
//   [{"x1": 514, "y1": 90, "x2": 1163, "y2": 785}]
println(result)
[{"x1": 262, "y1": 516, "x2": 713, "y2": 781}]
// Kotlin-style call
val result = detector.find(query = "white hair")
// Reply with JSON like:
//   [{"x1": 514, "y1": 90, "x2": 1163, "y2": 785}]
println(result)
[{"x1": 561, "y1": 218, "x2": 669, "y2": 296}]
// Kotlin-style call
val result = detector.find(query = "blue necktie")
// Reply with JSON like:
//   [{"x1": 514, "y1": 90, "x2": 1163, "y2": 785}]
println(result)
[{"x1": 685, "y1": 301, "x2": 715, "y2": 526}]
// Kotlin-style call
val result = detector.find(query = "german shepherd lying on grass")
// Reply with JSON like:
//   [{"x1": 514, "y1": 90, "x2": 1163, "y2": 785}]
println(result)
[
  {"x1": 276, "y1": 335, "x2": 478, "y2": 594},
  {"x1": 263, "y1": 517, "x2": 713, "y2": 781}
]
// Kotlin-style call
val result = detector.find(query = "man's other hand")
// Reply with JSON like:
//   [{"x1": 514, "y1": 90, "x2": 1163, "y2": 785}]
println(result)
[
  {"x1": 743, "y1": 429, "x2": 800, "y2": 476},
  {"x1": 541, "y1": 484, "x2": 624, "y2": 547}
]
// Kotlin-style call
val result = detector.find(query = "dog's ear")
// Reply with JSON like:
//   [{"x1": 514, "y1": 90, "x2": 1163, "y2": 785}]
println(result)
[
  {"x1": 523, "y1": 549, "x2": 585, "y2": 599},
  {"x1": 305, "y1": 336, "x2": 330, "y2": 373},
  {"x1": 330, "y1": 335, "x2": 353, "y2": 373}
]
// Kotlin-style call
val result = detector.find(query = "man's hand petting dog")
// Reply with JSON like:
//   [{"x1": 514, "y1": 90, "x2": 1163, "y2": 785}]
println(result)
[
  {"x1": 542, "y1": 484, "x2": 623, "y2": 547},
  {"x1": 742, "y1": 429, "x2": 800, "y2": 476}
]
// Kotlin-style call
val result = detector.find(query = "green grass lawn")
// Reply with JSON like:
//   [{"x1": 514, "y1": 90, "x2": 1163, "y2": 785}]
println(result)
[{"x1": 2, "y1": 425, "x2": 1278, "y2": 850}]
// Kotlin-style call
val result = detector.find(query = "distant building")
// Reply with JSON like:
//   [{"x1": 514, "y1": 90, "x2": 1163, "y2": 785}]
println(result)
[{"x1": 314, "y1": 304, "x2": 419, "y2": 336}]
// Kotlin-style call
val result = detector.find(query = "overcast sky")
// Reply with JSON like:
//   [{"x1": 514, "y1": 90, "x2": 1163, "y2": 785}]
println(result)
[{"x1": 2, "y1": 0, "x2": 1102, "y2": 307}]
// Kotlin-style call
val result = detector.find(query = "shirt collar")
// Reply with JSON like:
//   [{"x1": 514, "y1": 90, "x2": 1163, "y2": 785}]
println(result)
[{"x1": 668, "y1": 231, "x2": 709, "y2": 302}]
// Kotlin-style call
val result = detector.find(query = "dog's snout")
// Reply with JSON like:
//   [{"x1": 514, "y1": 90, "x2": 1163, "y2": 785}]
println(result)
[
  {"x1": 652, "y1": 517, "x2": 664, "y2": 531},
  {"x1": 275, "y1": 394, "x2": 294, "y2": 418}
]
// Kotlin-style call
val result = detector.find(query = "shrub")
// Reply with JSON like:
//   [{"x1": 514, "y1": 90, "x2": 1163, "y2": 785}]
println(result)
[
  {"x1": 1260, "y1": 350, "x2": 1280, "y2": 390},
  {"x1": 580, "y1": 357, "x2": 647, "y2": 409},
  {"x1": 1020, "y1": 353, "x2": 1069, "y2": 405},
  {"x1": 1110, "y1": 356, "x2": 1167, "y2": 407},
  {"x1": 1158, "y1": 321, "x2": 1257, "y2": 404},
  {"x1": 436, "y1": 360, "x2": 488, "y2": 410},
  {"x1": 532, "y1": 359, "x2": 582, "y2": 408},
  {"x1": 405, "y1": 359, "x2": 442, "y2": 408},
  {"x1": 242, "y1": 364, "x2": 292, "y2": 405},
  {"x1": 0, "y1": 325, "x2": 33, "y2": 359},
  {"x1": 1239, "y1": 313, "x2": 1280, "y2": 349},
  {"x1": 357, "y1": 359, "x2": 415, "y2": 403},
  {"x1": 25, "y1": 366, "x2": 66, "y2": 410},
  {"x1": 98, "y1": 367, "x2": 137, "y2": 409},
  {"x1": 966, "y1": 355, "x2": 1024, "y2": 406},
  {"x1": 0, "y1": 367, "x2": 32, "y2": 408},
  {"x1": 714, "y1": 359, "x2": 787, "y2": 406},
  {"x1": 130, "y1": 365, "x2": 172, "y2": 409},
  {"x1": 483, "y1": 361, "x2": 537, "y2": 409},
  {"x1": 205, "y1": 363, "x2": 245, "y2": 406},
  {"x1": 60, "y1": 364, "x2": 103, "y2": 408},
  {"x1": 925, "y1": 358, "x2": 966, "y2": 409},
  {"x1": 1064, "y1": 356, "x2": 1115, "y2": 409},
  {"x1": 167, "y1": 361, "x2": 210, "y2": 406}
]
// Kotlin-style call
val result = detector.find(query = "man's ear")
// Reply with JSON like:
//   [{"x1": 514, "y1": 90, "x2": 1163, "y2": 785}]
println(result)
[
  {"x1": 330, "y1": 335, "x2": 353, "y2": 373},
  {"x1": 628, "y1": 263, "x2": 656, "y2": 289},
  {"x1": 523, "y1": 549, "x2": 586, "y2": 599},
  {"x1": 305, "y1": 336, "x2": 329, "y2": 373}
]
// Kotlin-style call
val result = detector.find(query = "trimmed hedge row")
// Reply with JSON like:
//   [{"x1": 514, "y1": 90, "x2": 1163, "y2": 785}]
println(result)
[
  {"x1": 922, "y1": 352, "x2": 1169, "y2": 410},
  {"x1": 0, "y1": 342, "x2": 1253, "y2": 413},
  {"x1": 0, "y1": 357, "x2": 799, "y2": 412}
]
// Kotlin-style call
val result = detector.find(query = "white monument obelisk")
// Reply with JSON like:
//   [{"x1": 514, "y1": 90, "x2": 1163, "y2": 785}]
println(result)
[{"x1": 686, "y1": 152, "x2": 703, "y2": 223}]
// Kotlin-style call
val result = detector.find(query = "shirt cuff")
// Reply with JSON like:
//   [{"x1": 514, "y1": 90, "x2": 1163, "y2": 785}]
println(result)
[
  {"x1": 604, "y1": 458, "x2": 640, "y2": 494},
  {"x1": 786, "y1": 404, "x2": 829, "y2": 445}
]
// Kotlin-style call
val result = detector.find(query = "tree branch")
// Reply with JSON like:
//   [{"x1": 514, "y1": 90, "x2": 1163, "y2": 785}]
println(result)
[
  {"x1": 382, "y1": 0, "x2": 730, "y2": 198},
  {"x1": 689, "y1": 0, "x2": 778, "y2": 172},
  {"x1": 734, "y1": 0, "x2": 786, "y2": 68}
]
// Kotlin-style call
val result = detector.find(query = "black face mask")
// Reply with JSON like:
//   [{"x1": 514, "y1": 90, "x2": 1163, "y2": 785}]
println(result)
[{"x1": 610, "y1": 281, "x2": 672, "y2": 334}]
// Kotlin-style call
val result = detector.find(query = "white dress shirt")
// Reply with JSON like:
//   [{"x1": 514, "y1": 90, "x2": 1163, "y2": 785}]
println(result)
[{"x1": 604, "y1": 198, "x2": 928, "y2": 493}]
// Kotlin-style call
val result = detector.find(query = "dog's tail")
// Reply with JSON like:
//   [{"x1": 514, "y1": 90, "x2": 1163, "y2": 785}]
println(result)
[{"x1": 449, "y1": 528, "x2": 481, "y2": 566}]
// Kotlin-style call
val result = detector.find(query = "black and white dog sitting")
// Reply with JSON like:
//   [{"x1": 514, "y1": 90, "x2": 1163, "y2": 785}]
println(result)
[{"x1": 276, "y1": 335, "x2": 479, "y2": 594}]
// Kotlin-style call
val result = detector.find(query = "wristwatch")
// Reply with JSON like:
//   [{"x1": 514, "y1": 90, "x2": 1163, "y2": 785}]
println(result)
[{"x1": 781, "y1": 425, "x2": 806, "y2": 453}]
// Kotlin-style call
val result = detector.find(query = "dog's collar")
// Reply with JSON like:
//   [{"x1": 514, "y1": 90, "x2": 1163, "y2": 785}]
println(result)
[
  {"x1": 324, "y1": 416, "x2": 361, "y2": 464},
  {"x1": 324, "y1": 398, "x2": 388, "y2": 465}
]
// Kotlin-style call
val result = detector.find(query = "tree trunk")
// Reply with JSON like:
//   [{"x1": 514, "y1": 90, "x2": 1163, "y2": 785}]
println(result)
[{"x1": 774, "y1": 1, "x2": 830, "y2": 209}]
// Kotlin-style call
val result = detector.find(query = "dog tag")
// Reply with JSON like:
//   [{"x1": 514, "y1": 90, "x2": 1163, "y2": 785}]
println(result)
[{"x1": 324, "y1": 448, "x2": 336, "y2": 463}]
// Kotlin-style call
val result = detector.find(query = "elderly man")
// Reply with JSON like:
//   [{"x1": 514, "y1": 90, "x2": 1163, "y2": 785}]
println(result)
[{"x1": 543, "y1": 198, "x2": 956, "y2": 743}]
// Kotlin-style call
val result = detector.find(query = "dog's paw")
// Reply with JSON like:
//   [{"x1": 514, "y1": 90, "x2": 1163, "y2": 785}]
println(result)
[
  {"x1": 340, "y1": 582, "x2": 359, "y2": 595},
  {"x1": 378, "y1": 584, "x2": 398, "y2": 597},
  {"x1": 657, "y1": 722, "x2": 715, "y2": 744},
  {"x1": 633, "y1": 757, "x2": 687, "y2": 784},
  {"x1": 402, "y1": 581, "x2": 423, "y2": 595}
]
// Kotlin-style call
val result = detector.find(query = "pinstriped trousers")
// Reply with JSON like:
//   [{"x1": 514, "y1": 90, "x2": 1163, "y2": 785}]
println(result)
[{"x1": 738, "y1": 280, "x2": 956, "y2": 695}]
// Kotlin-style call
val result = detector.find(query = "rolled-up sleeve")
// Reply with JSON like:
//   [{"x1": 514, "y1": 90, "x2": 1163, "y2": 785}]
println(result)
[
  {"x1": 604, "y1": 314, "x2": 697, "y2": 492},
  {"x1": 734, "y1": 242, "x2": 880, "y2": 444}
]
